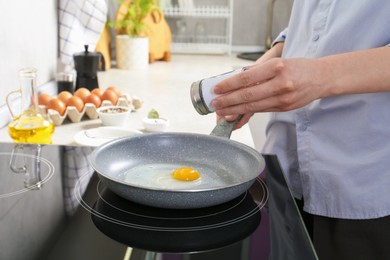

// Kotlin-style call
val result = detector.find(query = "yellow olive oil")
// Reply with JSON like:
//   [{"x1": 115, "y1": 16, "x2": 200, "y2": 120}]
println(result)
[{"x1": 8, "y1": 112, "x2": 55, "y2": 144}]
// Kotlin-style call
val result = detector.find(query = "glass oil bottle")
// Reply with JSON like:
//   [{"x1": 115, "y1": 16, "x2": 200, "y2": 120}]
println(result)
[{"x1": 6, "y1": 68, "x2": 54, "y2": 144}]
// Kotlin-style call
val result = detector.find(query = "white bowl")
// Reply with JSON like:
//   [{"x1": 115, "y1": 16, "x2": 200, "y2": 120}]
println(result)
[
  {"x1": 142, "y1": 117, "x2": 169, "y2": 132},
  {"x1": 96, "y1": 106, "x2": 131, "y2": 126}
]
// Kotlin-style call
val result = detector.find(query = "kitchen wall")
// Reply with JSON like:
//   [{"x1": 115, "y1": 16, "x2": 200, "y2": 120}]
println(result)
[
  {"x1": 232, "y1": 0, "x2": 292, "y2": 51},
  {"x1": 107, "y1": 0, "x2": 292, "y2": 52},
  {"x1": 0, "y1": 0, "x2": 58, "y2": 126},
  {"x1": 0, "y1": 0, "x2": 58, "y2": 94}
]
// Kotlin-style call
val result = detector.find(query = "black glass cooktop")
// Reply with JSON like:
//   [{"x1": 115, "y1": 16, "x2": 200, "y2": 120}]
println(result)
[{"x1": 0, "y1": 142, "x2": 317, "y2": 260}]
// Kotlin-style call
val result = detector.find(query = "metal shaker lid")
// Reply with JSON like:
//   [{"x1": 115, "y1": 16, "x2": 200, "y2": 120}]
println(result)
[{"x1": 190, "y1": 80, "x2": 212, "y2": 115}]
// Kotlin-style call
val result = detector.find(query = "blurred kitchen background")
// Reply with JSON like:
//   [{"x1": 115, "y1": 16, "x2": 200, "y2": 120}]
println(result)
[{"x1": 0, "y1": 0, "x2": 291, "y2": 128}]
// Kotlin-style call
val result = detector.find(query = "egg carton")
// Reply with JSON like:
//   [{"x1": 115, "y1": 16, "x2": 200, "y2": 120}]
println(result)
[{"x1": 39, "y1": 94, "x2": 143, "y2": 126}]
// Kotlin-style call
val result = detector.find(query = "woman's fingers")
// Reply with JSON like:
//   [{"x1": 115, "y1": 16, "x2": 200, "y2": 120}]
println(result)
[
  {"x1": 221, "y1": 113, "x2": 254, "y2": 130},
  {"x1": 214, "y1": 59, "x2": 285, "y2": 95},
  {"x1": 213, "y1": 75, "x2": 297, "y2": 114},
  {"x1": 213, "y1": 58, "x2": 324, "y2": 115},
  {"x1": 233, "y1": 113, "x2": 253, "y2": 129}
]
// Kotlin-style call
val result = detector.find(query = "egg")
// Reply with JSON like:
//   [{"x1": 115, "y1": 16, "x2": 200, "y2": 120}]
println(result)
[
  {"x1": 106, "y1": 86, "x2": 121, "y2": 96},
  {"x1": 57, "y1": 91, "x2": 73, "y2": 104},
  {"x1": 91, "y1": 88, "x2": 103, "y2": 98},
  {"x1": 66, "y1": 95, "x2": 84, "y2": 112},
  {"x1": 172, "y1": 167, "x2": 201, "y2": 181},
  {"x1": 83, "y1": 93, "x2": 102, "y2": 108},
  {"x1": 38, "y1": 93, "x2": 52, "y2": 106},
  {"x1": 122, "y1": 163, "x2": 221, "y2": 190},
  {"x1": 46, "y1": 98, "x2": 66, "y2": 116},
  {"x1": 74, "y1": 88, "x2": 91, "y2": 101},
  {"x1": 101, "y1": 89, "x2": 119, "y2": 105}
]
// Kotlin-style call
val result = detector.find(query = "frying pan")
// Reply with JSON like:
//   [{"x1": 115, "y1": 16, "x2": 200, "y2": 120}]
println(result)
[{"x1": 90, "y1": 118, "x2": 265, "y2": 209}]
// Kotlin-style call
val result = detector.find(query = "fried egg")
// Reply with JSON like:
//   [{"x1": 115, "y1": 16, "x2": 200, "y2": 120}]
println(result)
[
  {"x1": 172, "y1": 167, "x2": 201, "y2": 181},
  {"x1": 121, "y1": 163, "x2": 223, "y2": 190}
]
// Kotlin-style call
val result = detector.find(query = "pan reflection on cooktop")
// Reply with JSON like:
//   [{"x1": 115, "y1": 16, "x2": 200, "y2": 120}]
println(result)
[{"x1": 75, "y1": 174, "x2": 268, "y2": 253}]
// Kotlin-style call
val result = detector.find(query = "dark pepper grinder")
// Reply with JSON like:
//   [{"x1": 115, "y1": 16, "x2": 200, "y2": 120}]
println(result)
[{"x1": 73, "y1": 45, "x2": 106, "y2": 91}]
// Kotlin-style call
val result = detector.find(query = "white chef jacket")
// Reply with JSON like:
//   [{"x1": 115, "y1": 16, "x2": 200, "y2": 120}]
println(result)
[{"x1": 262, "y1": 0, "x2": 390, "y2": 219}]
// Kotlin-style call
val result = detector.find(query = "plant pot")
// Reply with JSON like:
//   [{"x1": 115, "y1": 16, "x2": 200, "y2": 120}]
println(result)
[{"x1": 116, "y1": 35, "x2": 149, "y2": 70}]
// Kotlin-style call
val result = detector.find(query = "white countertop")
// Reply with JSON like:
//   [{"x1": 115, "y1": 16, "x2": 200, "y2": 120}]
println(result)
[{"x1": 0, "y1": 54, "x2": 263, "y2": 148}]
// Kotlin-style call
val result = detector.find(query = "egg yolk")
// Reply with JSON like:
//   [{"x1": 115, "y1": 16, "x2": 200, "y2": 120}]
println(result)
[{"x1": 172, "y1": 167, "x2": 201, "y2": 181}]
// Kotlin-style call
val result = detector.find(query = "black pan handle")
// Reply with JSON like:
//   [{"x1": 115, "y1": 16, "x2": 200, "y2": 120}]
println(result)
[{"x1": 210, "y1": 115, "x2": 244, "y2": 139}]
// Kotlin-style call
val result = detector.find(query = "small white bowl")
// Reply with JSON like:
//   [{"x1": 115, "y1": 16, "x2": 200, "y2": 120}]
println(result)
[
  {"x1": 142, "y1": 117, "x2": 169, "y2": 132},
  {"x1": 96, "y1": 106, "x2": 131, "y2": 126}
]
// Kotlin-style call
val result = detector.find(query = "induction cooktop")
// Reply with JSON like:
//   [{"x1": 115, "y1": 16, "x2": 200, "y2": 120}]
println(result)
[{"x1": 0, "y1": 142, "x2": 317, "y2": 260}]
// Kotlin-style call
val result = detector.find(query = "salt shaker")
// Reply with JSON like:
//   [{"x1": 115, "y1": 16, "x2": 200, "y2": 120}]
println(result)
[{"x1": 190, "y1": 67, "x2": 246, "y2": 115}]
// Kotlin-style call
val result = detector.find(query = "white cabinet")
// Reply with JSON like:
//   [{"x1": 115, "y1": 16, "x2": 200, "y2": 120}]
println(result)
[{"x1": 161, "y1": 0, "x2": 233, "y2": 54}]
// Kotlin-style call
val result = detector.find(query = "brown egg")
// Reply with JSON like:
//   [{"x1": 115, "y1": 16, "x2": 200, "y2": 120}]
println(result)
[
  {"x1": 83, "y1": 93, "x2": 102, "y2": 108},
  {"x1": 74, "y1": 88, "x2": 91, "y2": 101},
  {"x1": 46, "y1": 98, "x2": 66, "y2": 116},
  {"x1": 101, "y1": 89, "x2": 119, "y2": 105},
  {"x1": 38, "y1": 93, "x2": 52, "y2": 106},
  {"x1": 57, "y1": 91, "x2": 73, "y2": 104},
  {"x1": 91, "y1": 88, "x2": 103, "y2": 98},
  {"x1": 66, "y1": 96, "x2": 84, "y2": 112},
  {"x1": 106, "y1": 86, "x2": 121, "y2": 96}
]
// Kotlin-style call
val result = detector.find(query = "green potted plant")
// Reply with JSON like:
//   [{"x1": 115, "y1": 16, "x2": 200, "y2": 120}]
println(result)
[{"x1": 109, "y1": 0, "x2": 159, "y2": 69}]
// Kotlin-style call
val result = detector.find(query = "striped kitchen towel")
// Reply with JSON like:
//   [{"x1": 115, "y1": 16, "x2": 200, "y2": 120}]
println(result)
[{"x1": 59, "y1": 0, "x2": 107, "y2": 66}]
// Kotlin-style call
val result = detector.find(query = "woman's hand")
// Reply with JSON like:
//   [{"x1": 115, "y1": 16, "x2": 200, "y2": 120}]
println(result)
[
  {"x1": 216, "y1": 113, "x2": 254, "y2": 130},
  {"x1": 212, "y1": 57, "x2": 326, "y2": 116},
  {"x1": 215, "y1": 42, "x2": 286, "y2": 128}
]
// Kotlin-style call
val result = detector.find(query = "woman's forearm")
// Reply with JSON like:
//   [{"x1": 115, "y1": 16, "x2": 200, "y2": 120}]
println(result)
[
  {"x1": 319, "y1": 46, "x2": 390, "y2": 97},
  {"x1": 213, "y1": 46, "x2": 390, "y2": 115},
  {"x1": 255, "y1": 42, "x2": 284, "y2": 64}
]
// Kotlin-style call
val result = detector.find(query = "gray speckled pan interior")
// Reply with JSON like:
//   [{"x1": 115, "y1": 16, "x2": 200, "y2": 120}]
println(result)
[
  {"x1": 91, "y1": 116, "x2": 265, "y2": 209},
  {"x1": 90, "y1": 132, "x2": 265, "y2": 209}
]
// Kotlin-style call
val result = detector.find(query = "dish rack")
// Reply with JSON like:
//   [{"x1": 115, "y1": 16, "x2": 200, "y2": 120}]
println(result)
[{"x1": 161, "y1": 0, "x2": 233, "y2": 54}]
